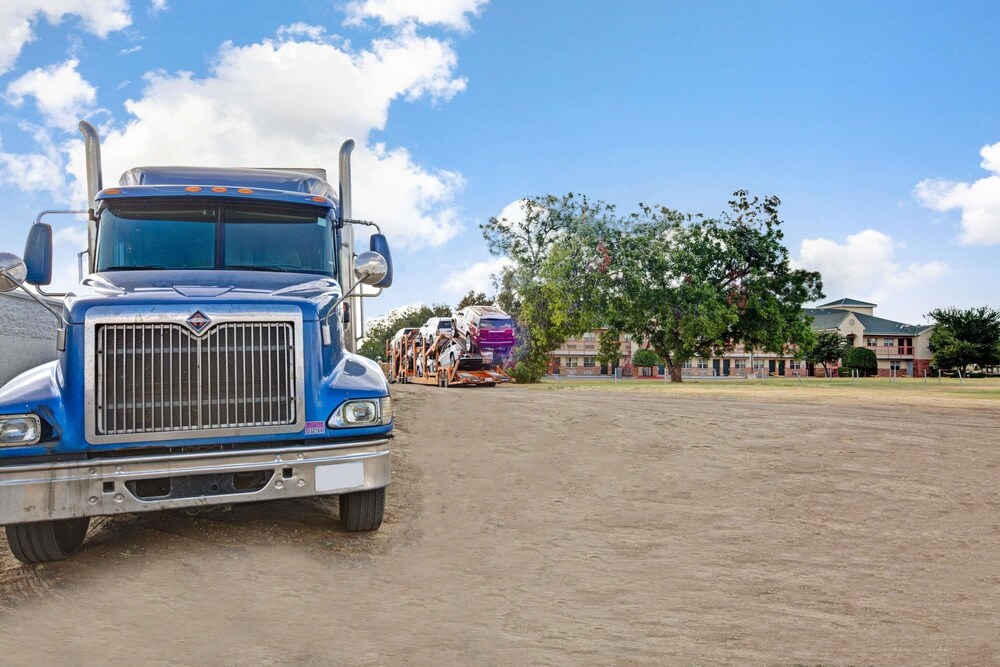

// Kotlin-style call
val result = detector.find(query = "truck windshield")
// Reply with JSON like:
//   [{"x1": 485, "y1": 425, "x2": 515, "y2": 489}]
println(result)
[{"x1": 96, "y1": 199, "x2": 337, "y2": 276}]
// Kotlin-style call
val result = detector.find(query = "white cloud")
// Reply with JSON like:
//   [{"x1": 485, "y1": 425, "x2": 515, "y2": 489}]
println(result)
[
  {"x1": 345, "y1": 0, "x2": 488, "y2": 32},
  {"x1": 53, "y1": 223, "x2": 88, "y2": 248},
  {"x1": 148, "y1": 0, "x2": 167, "y2": 15},
  {"x1": 6, "y1": 59, "x2": 97, "y2": 130},
  {"x1": 0, "y1": 0, "x2": 131, "y2": 74},
  {"x1": 3, "y1": 25, "x2": 469, "y2": 252},
  {"x1": 793, "y1": 229, "x2": 948, "y2": 305},
  {"x1": 276, "y1": 22, "x2": 328, "y2": 42},
  {"x1": 443, "y1": 257, "x2": 511, "y2": 295},
  {"x1": 915, "y1": 141, "x2": 1000, "y2": 246},
  {"x1": 0, "y1": 125, "x2": 66, "y2": 196}
]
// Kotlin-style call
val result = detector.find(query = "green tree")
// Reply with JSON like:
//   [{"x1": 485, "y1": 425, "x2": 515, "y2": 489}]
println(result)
[
  {"x1": 632, "y1": 349, "x2": 662, "y2": 368},
  {"x1": 596, "y1": 329, "x2": 622, "y2": 373},
  {"x1": 927, "y1": 306, "x2": 1000, "y2": 371},
  {"x1": 358, "y1": 303, "x2": 452, "y2": 361},
  {"x1": 841, "y1": 347, "x2": 878, "y2": 376},
  {"x1": 599, "y1": 192, "x2": 822, "y2": 382},
  {"x1": 483, "y1": 194, "x2": 616, "y2": 382},
  {"x1": 455, "y1": 290, "x2": 493, "y2": 311},
  {"x1": 806, "y1": 330, "x2": 847, "y2": 376}
]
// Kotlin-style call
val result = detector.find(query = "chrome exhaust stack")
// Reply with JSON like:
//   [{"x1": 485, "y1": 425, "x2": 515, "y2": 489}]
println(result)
[
  {"x1": 338, "y1": 140, "x2": 359, "y2": 353},
  {"x1": 78, "y1": 120, "x2": 103, "y2": 274}
]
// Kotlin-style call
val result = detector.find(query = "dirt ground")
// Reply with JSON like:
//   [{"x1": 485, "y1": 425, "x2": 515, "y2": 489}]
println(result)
[{"x1": 1, "y1": 384, "x2": 999, "y2": 665}]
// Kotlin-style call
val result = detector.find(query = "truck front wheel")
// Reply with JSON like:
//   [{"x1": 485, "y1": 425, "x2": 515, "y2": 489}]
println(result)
[
  {"x1": 5, "y1": 517, "x2": 90, "y2": 564},
  {"x1": 339, "y1": 487, "x2": 385, "y2": 531}
]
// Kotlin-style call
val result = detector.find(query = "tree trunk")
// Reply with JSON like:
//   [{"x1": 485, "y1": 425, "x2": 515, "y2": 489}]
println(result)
[{"x1": 668, "y1": 362, "x2": 683, "y2": 383}]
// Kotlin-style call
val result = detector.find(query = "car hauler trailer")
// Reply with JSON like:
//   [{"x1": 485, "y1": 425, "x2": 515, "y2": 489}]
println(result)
[
  {"x1": 0, "y1": 121, "x2": 396, "y2": 563},
  {"x1": 388, "y1": 328, "x2": 511, "y2": 388}
]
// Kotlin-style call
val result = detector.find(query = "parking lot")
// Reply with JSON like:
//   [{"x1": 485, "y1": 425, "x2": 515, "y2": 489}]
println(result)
[{"x1": 1, "y1": 382, "x2": 999, "y2": 665}]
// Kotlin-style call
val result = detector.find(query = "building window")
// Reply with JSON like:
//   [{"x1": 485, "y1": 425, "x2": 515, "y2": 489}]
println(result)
[
  {"x1": 753, "y1": 360, "x2": 765, "y2": 370},
  {"x1": 623, "y1": 334, "x2": 632, "y2": 341},
  {"x1": 565, "y1": 357, "x2": 578, "y2": 368},
  {"x1": 890, "y1": 361, "x2": 901, "y2": 372},
  {"x1": 867, "y1": 337, "x2": 877, "y2": 347},
  {"x1": 683, "y1": 361, "x2": 692, "y2": 369},
  {"x1": 733, "y1": 360, "x2": 746, "y2": 370},
  {"x1": 883, "y1": 337, "x2": 894, "y2": 347},
  {"x1": 582, "y1": 332, "x2": 597, "y2": 341},
  {"x1": 583, "y1": 357, "x2": 596, "y2": 368},
  {"x1": 566, "y1": 343, "x2": 576, "y2": 350},
  {"x1": 789, "y1": 360, "x2": 801, "y2": 370},
  {"x1": 696, "y1": 358, "x2": 708, "y2": 369}
]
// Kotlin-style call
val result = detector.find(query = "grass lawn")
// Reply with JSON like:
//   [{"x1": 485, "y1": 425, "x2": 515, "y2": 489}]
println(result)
[{"x1": 517, "y1": 376, "x2": 1000, "y2": 409}]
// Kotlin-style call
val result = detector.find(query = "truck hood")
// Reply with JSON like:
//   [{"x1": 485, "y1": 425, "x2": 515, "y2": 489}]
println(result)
[{"x1": 63, "y1": 270, "x2": 342, "y2": 324}]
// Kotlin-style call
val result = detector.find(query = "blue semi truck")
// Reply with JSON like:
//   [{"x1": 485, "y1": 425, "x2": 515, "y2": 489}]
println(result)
[{"x1": 0, "y1": 121, "x2": 395, "y2": 563}]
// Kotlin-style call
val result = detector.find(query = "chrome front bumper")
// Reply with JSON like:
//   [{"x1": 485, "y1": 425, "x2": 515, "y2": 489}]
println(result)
[{"x1": 0, "y1": 438, "x2": 391, "y2": 524}]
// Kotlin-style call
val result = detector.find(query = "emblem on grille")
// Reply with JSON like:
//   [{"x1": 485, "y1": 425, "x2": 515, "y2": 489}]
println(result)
[{"x1": 187, "y1": 310, "x2": 211, "y2": 332}]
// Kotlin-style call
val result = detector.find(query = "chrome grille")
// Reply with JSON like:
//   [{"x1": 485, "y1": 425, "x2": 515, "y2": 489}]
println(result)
[{"x1": 95, "y1": 322, "x2": 297, "y2": 436}]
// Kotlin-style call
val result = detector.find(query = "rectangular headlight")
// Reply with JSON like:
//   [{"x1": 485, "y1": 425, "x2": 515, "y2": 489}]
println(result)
[
  {"x1": 0, "y1": 414, "x2": 41, "y2": 446},
  {"x1": 328, "y1": 399, "x2": 380, "y2": 428}
]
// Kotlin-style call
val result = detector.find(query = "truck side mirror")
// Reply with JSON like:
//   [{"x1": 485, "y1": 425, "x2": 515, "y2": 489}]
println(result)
[
  {"x1": 24, "y1": 223, "x2": 53, "y2": 286},
  {"x1": 0, "y1": 253, "x2": 27, "y2": 292},
  {"x1": 368, "y1": 233, "x2": 393, "y2": 288},
  {"x1": 354, "y1": 251, "x2": 388, "y2": 286}
]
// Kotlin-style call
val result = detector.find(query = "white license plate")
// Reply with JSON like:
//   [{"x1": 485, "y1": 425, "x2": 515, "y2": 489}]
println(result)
[{"x1": 315, "y1": 462, "x2": 366, "y2": 492}]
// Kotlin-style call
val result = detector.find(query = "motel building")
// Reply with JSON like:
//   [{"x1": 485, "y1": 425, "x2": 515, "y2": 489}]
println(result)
[{"x1": 548, "y1": 298, "x2": 935, "y2": 379}]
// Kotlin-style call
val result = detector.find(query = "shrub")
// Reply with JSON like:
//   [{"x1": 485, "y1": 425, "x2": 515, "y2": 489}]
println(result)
[
  {"x1": 632, "y1": 349, "x2": 662, "y2": 367},
  {"x1": 841, "y1": 347, "x2": 878, "y2": 377},
  {"x1": 508, "y1": 356, "x2": 548, "y2": 383}
]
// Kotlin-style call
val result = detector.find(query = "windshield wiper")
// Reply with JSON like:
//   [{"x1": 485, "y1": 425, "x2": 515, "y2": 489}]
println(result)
[
  {"x1": 225, "y1": 264, "x2": 288, "y2": 273},
  {"x1": 102, "y1": 265, "x2": 165, "y2": 271}
]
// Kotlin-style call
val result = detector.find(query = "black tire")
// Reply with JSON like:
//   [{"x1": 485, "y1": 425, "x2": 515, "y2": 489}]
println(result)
[
  {"x1": 339, "y1": 487, "x2": 385, "y2": 531},
  {"x1": 5, "y1": 517, "x2": 90, "y2": 564}
]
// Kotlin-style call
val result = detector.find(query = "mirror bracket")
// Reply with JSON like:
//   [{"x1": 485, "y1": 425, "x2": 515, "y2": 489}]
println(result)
[{"x1": 342, "y1": 218, "x2": 382, "y2": 234}]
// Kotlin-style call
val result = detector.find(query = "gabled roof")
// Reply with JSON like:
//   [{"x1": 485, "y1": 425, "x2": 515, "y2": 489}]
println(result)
[
  {"x1": 818, "y1": 297, "x2": 877, "y2": 308},
  {"x1": 803, "y1": 306, "x2": 932, "y2": 336},
  {"x1": 853, "y1": 313, "x2": 928, "y2": 336},
  {"x1": 803, "y1": 308, "x2": 849, "y2": 330}
]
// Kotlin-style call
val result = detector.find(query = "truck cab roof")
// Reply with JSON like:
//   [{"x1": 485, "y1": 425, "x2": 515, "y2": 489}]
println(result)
[{"x1": 115, "y1": 166, "x2": 339, "y2": 204}]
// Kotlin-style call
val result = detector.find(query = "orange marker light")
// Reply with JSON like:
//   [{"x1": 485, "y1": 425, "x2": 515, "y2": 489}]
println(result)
[
  {"x1": 311, "y1": 196, "x2": 327, "y2": 203},
  {"x1": 103, "y1": 188, "x2": 121, "y2": 195},
  {"x1": 211, "y1": 187, "x2": 227, "y2": 192},
  {"x1": 184, "y1": 186, "x2": 202, "y2": 192},
  {"x1": 237, "y1": 188, "x2": 253, "y2": 194}
]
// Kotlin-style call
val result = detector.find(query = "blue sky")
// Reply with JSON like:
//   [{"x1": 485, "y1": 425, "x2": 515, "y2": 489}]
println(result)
[{"x1": 1, "y1": 0, "x2": 998, "y2": 326}]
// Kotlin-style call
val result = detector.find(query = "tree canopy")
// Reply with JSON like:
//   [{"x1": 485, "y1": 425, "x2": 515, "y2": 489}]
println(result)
[
  {"x1": 806, "y1": 330, "x2": 847, "y2": 376},
  {"x1": 480, "y1": 190, "x2": 821, "y2": 383},
  {"x1": 928, "y1": 306, "x2": 1000, "y2": 371},
  {"x1": 359, "y1": 303, "x2": 452, "y2": 361},
  {"x1": 597, "y1": 192, "x2": 822, "y2": 382},
  {"x1": 482, "y1": 194, "x2": 615, "y2": 382},
  {"x1": 456, "y1": 290, "x2": 494, "y2": 311},
  {"x1": 597, "y1": 329, "x2": 622, "y2": 371}
]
